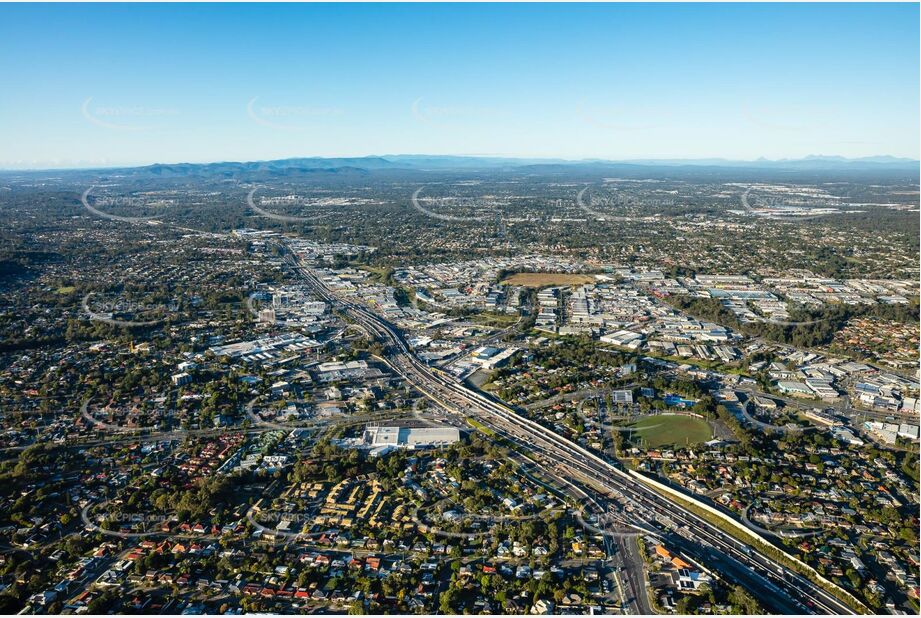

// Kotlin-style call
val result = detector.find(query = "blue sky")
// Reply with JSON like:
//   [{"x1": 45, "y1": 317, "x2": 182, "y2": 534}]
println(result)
[{"x1": 1, "y1": 3, "x2": 918, "y2": 168}]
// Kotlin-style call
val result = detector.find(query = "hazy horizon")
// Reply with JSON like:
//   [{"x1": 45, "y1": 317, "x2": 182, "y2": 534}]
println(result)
[
  {"x1": 1, "y1": 3, "x2": 918, "y2": 169},
  {"x1": 2, "y1": 152, "x2": 919, "y2": 173}
]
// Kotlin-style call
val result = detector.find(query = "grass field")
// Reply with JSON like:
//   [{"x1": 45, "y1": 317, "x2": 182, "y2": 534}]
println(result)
[
  {"x1": 623, "y1": 414, "x2": 712, "y2": 448},
  {"x1": 500, "y1": 272, "x2": 594, "y2": 288},
  {"x1": 466, "y1": 417, "x2": 496, "y2": 436},
  {"x1": 470, "y1": 312, "x2": 520, "y2": 328},
  {"x1": 358, "y1": 265, "x2": 394, "y2": 283}
]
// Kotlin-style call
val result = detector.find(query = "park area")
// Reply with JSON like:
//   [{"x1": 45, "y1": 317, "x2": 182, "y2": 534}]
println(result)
[
  {"x1": 623, "y1": 414, "x2": 712, "y2": 448},
  {"x1": 500, "y1": 272, "x2": 595, "y2": 288}
]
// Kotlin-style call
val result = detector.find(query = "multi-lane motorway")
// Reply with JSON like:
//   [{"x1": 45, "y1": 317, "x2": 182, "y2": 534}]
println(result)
[{"x1": 280, "y1": 245, "x2": 859, "y2": 616}]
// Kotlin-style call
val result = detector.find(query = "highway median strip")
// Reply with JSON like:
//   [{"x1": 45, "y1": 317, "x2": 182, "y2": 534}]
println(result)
[{"x1": 628, "y1": 469, "x2": 869, "y2": 614}]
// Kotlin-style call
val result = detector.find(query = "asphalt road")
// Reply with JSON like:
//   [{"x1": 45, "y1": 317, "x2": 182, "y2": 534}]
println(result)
[{"x1": 282, "y1": 243, "x2": 859, "y2": 616}]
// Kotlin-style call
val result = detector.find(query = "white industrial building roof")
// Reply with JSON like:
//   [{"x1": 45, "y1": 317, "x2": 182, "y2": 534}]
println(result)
[{"x1": 363, "y1": 426, "x2": 460, "y2": 449}]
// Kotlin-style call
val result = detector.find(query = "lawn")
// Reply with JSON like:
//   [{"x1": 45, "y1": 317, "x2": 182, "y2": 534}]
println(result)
[
  {"x1": 470, "y1": 311, "x2": 520, "y2": 327},
  {"x1": 357, "y1": 265, "x2": 394, "y2": 283},
  {"x1": 500, "y1": 272, "x2": 595, "y2": 288},
  {"x1": 623, "y1": 414, "x2": 712, "y2": 448}
]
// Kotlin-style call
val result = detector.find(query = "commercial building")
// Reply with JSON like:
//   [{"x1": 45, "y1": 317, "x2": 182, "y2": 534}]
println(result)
[
  {"x1": 469, "y1": 346, "x2": 519, "y2": 370},
  {"x1": 776, "y1": 381, "x2": 813, "y2": 398},
  {"x1": 360, "y1": 425, "x2": 461, "y2": 456}
]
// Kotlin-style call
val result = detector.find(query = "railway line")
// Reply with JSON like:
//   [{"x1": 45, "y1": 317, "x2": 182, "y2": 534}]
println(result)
[{"x1": 280, "y1": 245, "x2": 858, "y2": 615}]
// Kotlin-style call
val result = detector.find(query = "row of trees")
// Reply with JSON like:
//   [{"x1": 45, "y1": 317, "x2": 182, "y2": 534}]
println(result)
[{"x1": 670, "y1": 294, "x2": 918, "y2": 350}]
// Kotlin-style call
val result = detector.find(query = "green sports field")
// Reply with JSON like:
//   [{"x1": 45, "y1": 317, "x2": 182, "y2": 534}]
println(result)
[{"x1": 622, "y1": 414, "x2": 712, "y2": 448}]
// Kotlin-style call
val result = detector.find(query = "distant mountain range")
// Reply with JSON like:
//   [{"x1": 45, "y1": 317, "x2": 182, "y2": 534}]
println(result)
[
  {"x1": 126, "y1": 157, "x2": 400, "y2": 177},
  {"x1": 3, "y1": 154, "x2": 918, "y2": 176},
  {"x1": 132, "y1": 154, "x2": 921, "y2": 174}
]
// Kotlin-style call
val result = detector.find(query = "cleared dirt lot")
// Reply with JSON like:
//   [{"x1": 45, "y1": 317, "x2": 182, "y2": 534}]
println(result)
[{"x1": 500, "y1": 272, "x2": 595, "y2": 288}]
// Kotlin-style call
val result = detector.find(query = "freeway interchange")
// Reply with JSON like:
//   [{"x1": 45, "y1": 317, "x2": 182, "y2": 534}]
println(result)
[{"x1": 280, "y1": 244, "x2": 858, "y2": 616}]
